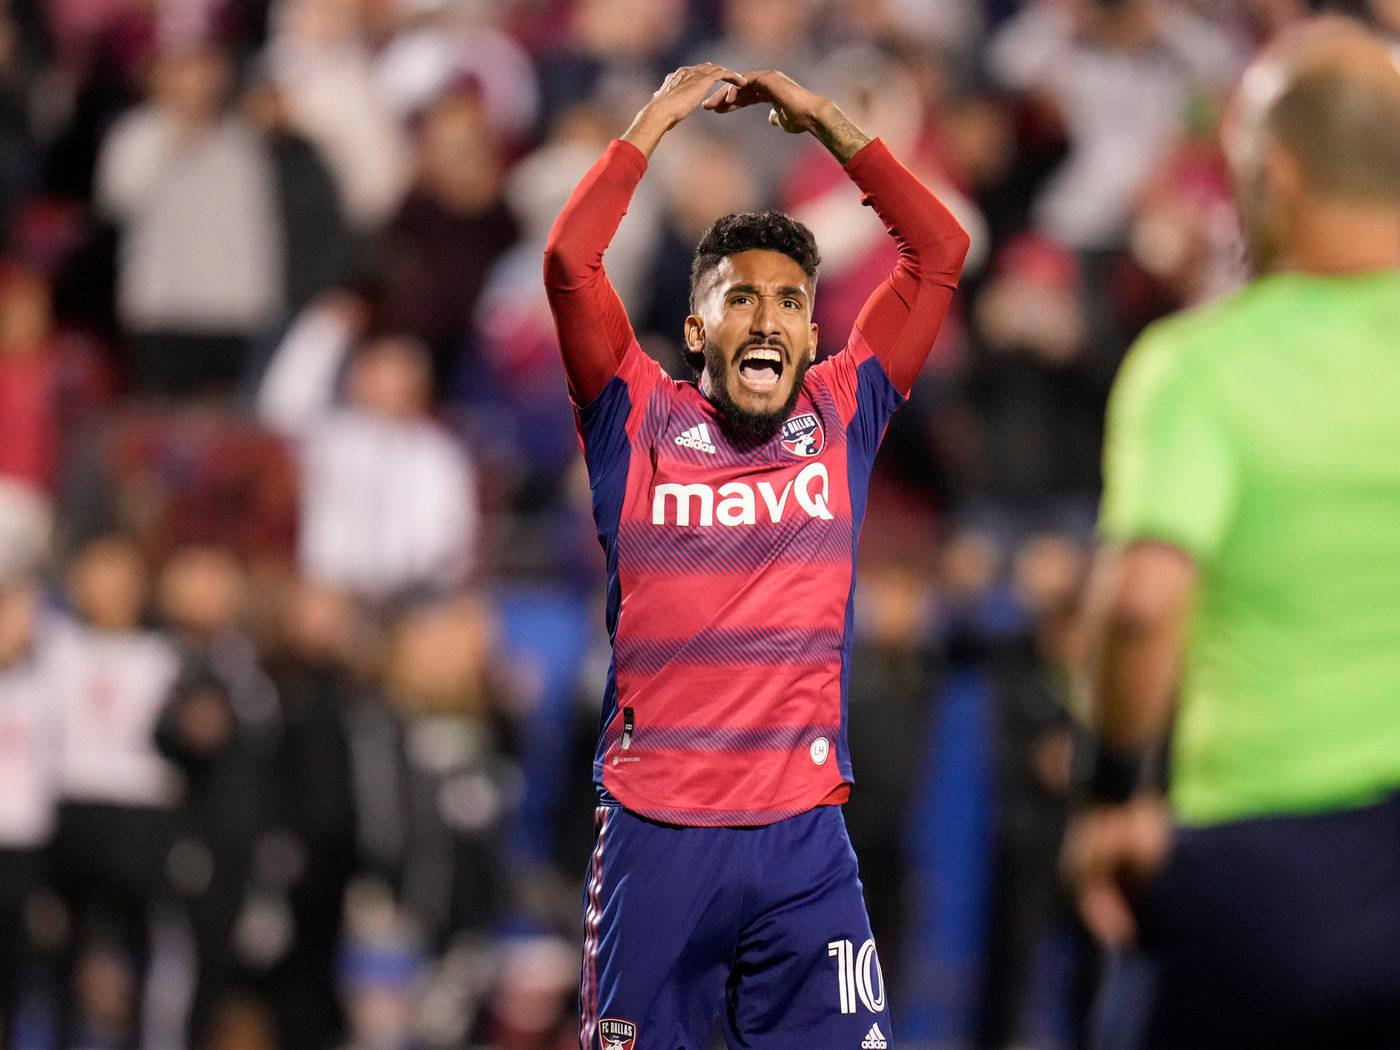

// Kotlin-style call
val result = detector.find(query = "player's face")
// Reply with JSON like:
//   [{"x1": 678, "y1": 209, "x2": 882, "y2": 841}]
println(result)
[{"x1": 687, "y1": 250, "x2": 818, "y2": 434}]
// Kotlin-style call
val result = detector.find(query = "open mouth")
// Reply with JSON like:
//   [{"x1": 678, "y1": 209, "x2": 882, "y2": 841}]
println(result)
[{"x1": 737, "y1": 346, "x2": 783, "y2": 394}]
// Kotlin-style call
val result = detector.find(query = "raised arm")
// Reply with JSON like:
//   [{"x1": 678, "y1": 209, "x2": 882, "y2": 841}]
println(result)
[
  {"x1": 704, "y1": 71, "x2": 971, "y2": 395},
  {"x1": 844, "y1": 142, "x2": 971, "y2": 394},
  {"x1": 544, "y1": 64, "x2": 744, "y2": 406}
]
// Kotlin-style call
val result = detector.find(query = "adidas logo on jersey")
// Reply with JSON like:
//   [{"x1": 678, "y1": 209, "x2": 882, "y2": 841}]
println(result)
[
  {"x1": 674, "y1": 423, "x2": 716, "y2": 454},
  {"x1": 861, "y1": 1023, "x2": 888, "y2": 1050}
]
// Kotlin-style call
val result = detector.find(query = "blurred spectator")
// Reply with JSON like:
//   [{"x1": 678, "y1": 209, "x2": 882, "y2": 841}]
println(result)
[
  {"x1": 92, "y1": 406, "x2": 299, "y2": 565},
  {"x1": 688, "y1": 0, "x2": 825, "y2": 196},
  {"x1": 832, "y1": 0, "x2": 985, "y2": 54},
  {"x1": 781, "y1": 44, "x2": 987, "y2": 349},
  {"x1": 377, "y1": 87, "x2": 520, "y2": 385},
  {"x1": 381, "y1": 595, "x2": 510, "y2": 954},
  {"x1": 846, "y1": 562, "x2": 942, "y2": 970},
  {"x1": 0, "y1": 8, "x2": 39, "y2": 242},
  {"x1": 260, "y1": 581, "x2": 361, "y2": 1050},
  {"x1": 95, "y1": 43, "x2": 284, "y2": 396},
  {"x1": 264, "y1": 0, "x2": 412, "y2": 229},
  {"x1": 469, "y1": 105, "x2": 659, "y2": 570},
  {"x1": 533, "y1": 0, "x2": 688, "y2": 133},
  {"x1": 259, "y1": 315, "x2": 478, "y2": 601},
  {"x1": 155, "y1": 545, "x2": 282, "y2": 1049},
  {"x1": 988, "y1": 0, "x2": 1239, "y2": 250},
  {"x1": 502, "y1": 102, "x2": 660, "y2": 315},
  {"x1": 337, "y1": 879, "x2": 429, "y2": 1050},
  {"x1": 48, "y1": 534, "x2": 181, "y2": 1049},
  {"x1": 374, "y1": 0, "x2": 541, "y2": 145},
  {"x1": 0, "y1": 483, "x2": 56, "y2": 1050},
  {"x1": 243, "y1": 71, "x2": 354, "y2": 319},
  {"x1": 0, "y1": 262, "x2": 63, "y2": 490},
  {"x1": 1128, "y1": 107, "x2": 1243, "y2": 308},
  {"x1": 977, "y1": 535, "x2": 1087, "y2": 1049},
  {"x1": 951, "y1": 233, "x2": 1112, "y2": 537},
  {"x1": 0, "y1": 259, "x2": 113, "y2": 493},
  {"x1": 335, "y1": 595, "x2": 516, "y2": 1047}
]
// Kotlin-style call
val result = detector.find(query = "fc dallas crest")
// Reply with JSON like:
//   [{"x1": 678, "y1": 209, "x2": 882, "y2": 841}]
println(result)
[
  {"x1": 599, "y1": 1017, "x2": 637, "y2": 1050},
  {"x1": 781, "y1": 412, "x2": 824, "y2": 457}
]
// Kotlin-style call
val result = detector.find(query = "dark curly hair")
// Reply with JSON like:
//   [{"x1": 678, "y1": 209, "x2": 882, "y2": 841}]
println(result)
[{"x1": 688, "y1": 210, "x2": 821, "y2": 313}]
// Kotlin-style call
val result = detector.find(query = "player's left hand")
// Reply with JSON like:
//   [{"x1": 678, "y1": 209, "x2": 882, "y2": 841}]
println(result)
[
  {"x1": 1060, "y1": 796, "x2": 1171, "y2": 948},
  {"x1": 702, "y1": 69, "x2": 834, "y2": 135}
]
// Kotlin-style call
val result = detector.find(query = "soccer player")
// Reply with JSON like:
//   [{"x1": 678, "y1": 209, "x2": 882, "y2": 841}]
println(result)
[
  {"x1": 1062, "y1": 19, "x2": 1400, "y2": 1049},
  {"x1": 544, "y1": 66, "x2": 970, "y2": 1049}
]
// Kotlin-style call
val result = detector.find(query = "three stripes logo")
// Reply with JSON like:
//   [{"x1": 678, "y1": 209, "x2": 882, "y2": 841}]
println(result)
[
  {"x1": 674, "y1": 422, "x2": 717, "y2": 454},
  {"x1": 861, "y1": 1023, "x2": 888, "y2": 1049}
]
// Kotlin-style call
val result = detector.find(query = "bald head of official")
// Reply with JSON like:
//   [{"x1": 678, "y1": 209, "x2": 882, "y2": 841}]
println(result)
[{"x1": 1224, "y1": 17, "x2": 1400, "y2": 274}]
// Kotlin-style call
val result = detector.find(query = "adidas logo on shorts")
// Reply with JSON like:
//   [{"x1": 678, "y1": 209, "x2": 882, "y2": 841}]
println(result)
[
  {"x1": 861, "y1": 1023, "x2": 888, "y2": 1050},
  {"x1": 674, "y1": 423, "x2": 717, "y2": 454}
]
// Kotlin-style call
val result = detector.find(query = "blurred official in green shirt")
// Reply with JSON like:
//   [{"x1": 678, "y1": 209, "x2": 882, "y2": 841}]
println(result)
[{"x1": 1063, "y1": 17, "x2": 1400, "y2": 1050}]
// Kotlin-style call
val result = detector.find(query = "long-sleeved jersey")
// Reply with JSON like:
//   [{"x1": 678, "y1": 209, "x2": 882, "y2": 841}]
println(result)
[{"x1": 545, "y1": 136, "x2": 969, "y2": 825}]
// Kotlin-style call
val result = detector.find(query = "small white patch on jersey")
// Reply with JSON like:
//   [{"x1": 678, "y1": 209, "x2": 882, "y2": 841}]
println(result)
[
  {"x1": 810, "y1": 737, "x2": 830, "y2": 765},
  {"x1": 861, "y1": 1023, "x2": 888, "y2": 1049}
]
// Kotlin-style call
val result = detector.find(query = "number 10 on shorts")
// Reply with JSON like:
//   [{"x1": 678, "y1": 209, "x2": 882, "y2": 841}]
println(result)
[{"x1": 827, "y1": 938, "x2": 886, "y2": 1014}]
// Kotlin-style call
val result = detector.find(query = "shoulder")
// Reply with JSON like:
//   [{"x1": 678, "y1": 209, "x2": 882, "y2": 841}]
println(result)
[
  {"x1": 1126, "y1": 278, "x2": 1280, "y2": 376},
  {"x1": 805, "y1": 346, "x2": 901, "y2": 418},
  {"x1": 1115, "y1": 282, "x2": 1268, "y2": 409}
]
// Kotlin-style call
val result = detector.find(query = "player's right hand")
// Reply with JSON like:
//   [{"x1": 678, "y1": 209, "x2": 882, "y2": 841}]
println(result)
[{"x1": 645, "y1": 63, "x2": 747, "y2": 131}]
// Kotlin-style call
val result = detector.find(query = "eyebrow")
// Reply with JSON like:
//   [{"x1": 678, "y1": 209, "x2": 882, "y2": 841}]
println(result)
[{"x1": 726, "y1": 283, "x2": 809, "y2": 300}]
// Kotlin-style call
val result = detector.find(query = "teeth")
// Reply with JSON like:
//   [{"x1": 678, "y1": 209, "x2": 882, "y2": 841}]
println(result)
[{"x1": 742, "y1": 348, "x2": 781, "y2": 364}]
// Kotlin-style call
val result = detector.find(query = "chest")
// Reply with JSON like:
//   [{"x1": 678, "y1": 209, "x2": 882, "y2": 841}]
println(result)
[{"x1": 626, "y1": 395, "x2": 850, "y2": 539}]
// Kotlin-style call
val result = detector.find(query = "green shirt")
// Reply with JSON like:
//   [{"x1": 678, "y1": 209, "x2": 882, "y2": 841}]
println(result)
[{"x1": 1101, "y1": 270, "x2": 1400, "y2": 826}]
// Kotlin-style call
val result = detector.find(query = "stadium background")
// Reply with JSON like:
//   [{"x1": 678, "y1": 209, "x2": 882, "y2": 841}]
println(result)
[{"x1": 0, "y1": 0, "x2": 1390, "y2": 1048}]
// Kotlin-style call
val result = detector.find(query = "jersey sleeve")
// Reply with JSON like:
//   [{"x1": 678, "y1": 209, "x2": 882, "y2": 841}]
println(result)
[
  {"x1": 574, "y1": 340, "x2": 667, "y2": 521},
  {"x1": 842, "y1": 138, "x2": 971, "y2": 396},
  {"x1": 1099, "y1": 326, "x2": 1237, "y2": 562},
  {"x1": 543, "y1": 139, "x2": 649, "y2": 406}
]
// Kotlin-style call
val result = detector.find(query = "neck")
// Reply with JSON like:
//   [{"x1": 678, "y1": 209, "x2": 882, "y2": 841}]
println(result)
[{"x1": 1273, "y1": 198, "x2": 1400, "y2": 275}]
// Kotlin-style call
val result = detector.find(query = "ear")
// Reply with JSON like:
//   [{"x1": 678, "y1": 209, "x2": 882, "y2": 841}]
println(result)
[
  {"x1": 806, "y1": 321, "x2": 819, "y2": 363},
  {"x1": 1262, "y1": 136, "x2": 1302, "y2": 208},
  {"x1": 684, "y1": 314, "x2": 706, "y2": 358}
]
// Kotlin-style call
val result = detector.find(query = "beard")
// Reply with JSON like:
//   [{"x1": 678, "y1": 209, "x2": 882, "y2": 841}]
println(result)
[{"x1": 700, "y1": 337, "x2": 811, "y2": 443}]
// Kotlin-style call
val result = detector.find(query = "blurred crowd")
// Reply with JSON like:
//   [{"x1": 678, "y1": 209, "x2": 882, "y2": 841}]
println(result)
[{"x1": 0, "y1": 0, "x2": 1395, "y2": 1048}]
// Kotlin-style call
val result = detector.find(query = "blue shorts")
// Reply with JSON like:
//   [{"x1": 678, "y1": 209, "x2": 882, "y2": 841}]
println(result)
[{"x1": 580, "y1": 804, "x2": 893, "y2": 1050}]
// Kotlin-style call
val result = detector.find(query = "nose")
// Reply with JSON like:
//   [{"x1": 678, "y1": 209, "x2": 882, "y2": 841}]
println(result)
[{"x1": 750, "y1": 295, "x2": 781, "y2": 339}]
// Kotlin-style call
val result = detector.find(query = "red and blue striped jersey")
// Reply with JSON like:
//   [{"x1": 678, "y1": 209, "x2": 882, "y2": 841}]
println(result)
[{"x1": 545, "y1": 137, "x2": 969, "y2": 826}]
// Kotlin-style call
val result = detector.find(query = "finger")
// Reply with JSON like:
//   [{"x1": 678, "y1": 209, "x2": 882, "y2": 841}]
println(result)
[
  {"x1": 1077, "y1": 880, "x2": 1138, "y2": 948},
  {"x1": 701, "y1": 86, "x2": 729, "y2": 111},
  {"x1": 707, "y1": 85, "x2": 765, "y2": 113},
  {"x1": 768, "y1": 107, "x2": 780, "y2": 127},
  {"x1": 715, "y1": 69, "x2": 746, "y2": 87}
]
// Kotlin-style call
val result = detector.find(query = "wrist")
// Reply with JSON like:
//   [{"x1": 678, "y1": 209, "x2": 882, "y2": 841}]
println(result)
[
  {"x1": 1072, "y1": 734, "x2": 1150, "y2": 806},
  {"x1": 810, "y1": 101, "x2": 870, "y2": 164},
  {"x1": 811, "y1": 98, "x2": 844, "y2": 132},
  {"x1": 621, "y1": 106, "x2": 672, "y2": 159}
]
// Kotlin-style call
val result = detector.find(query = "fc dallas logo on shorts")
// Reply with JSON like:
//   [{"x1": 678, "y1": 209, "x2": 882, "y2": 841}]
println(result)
[
  {"x1": 781, "y1": 413, "x2": 824, "y2": 457},
  {"x1": 599, "y1": 1017, "x2": 637, "y2": 1050}
]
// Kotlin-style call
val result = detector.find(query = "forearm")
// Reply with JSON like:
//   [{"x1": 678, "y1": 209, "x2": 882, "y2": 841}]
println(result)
[
  {"x1": 1089, "y1": 614, "x2": 1186, "y2": 751},
  {"x1": 1080, "y1": 543, "x2": 1196, "y2": 754},
  {"x1": 620, "y1": 108, "x2": 674, "y2": 161},
  {"x1": 843, "y1": 140, "x2": 971, "y2": 392},
  {"x1": 543, "y1": 140, "x2": 647, "y2": 404},
  {"x1": 807, "y1": 100, "x2": 872, "y2": 164}
]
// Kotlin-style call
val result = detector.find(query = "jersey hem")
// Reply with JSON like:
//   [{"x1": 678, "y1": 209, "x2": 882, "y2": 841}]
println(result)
[{"x1": 599, "y1": 774, "x2": 852, "y2": 828}]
